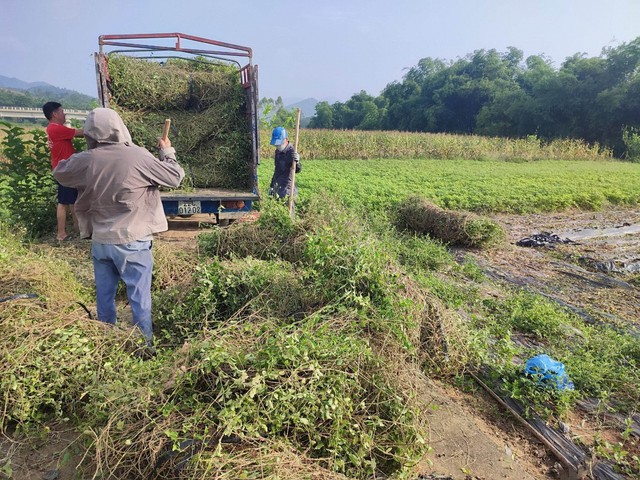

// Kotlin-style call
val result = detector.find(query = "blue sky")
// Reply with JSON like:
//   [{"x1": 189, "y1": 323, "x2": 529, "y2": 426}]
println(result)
[{"x1": 1, "y1": 0, "x2": 639, "y2": 104}]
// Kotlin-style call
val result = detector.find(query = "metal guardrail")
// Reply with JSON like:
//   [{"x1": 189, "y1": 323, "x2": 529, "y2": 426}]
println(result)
[{"x1": 0, "y1": 106, "x2": 90, "y2": 120}]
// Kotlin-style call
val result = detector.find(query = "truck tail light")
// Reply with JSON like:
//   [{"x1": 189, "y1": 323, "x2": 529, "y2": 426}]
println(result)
[{"x1": 222, "y1": 200, "x2": 245, "y2": 209}]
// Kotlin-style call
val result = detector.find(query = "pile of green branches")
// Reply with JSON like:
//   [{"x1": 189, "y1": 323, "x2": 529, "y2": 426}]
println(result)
[
  {"x1": 106, "y1": 55, "x2": 252, "y2": 189},
  {"x1": 3, "y1": 198, "x2": 476, "y2": 479},
  {"x1": 94, "y1": 316, "x2": 426, "y2": 479},
  {"x1": 395, "y1": 196, "x2": 506, "y2": 248}
]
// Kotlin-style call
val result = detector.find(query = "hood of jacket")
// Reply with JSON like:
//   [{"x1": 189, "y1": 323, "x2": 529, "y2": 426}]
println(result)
[{"x1": 84, "y1": 107, "x2": 133, "y2": 149}]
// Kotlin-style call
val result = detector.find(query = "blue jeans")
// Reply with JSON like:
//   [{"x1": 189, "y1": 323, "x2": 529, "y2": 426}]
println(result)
[{"x1": 92, "y1": 240, "x2": 154, "y2": 343}]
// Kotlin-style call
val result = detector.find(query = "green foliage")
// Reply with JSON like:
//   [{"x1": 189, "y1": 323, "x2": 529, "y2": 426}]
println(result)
[
  {"x1": 477, "y1": 291, "x2": 640, "y2": 412},
  {"x1": 592, "y1": 433, "x2": 640, "y2": 477},
  {"x1": 622, "y1": 126, "x2": 640, "y2": 162},
  {"x1": 0, "y1": 86, "x2": 95, "y2": 109},
  {"x1": 94, "y1": 317, "x2": 427, "y2": 479},
  {"x1": 259, "y1": 96, "x2": 298, "y2": 130},
  {"x1": 301, "y1": 210, "x2": 396, "y2": 312},
  {"x1": 309, "y1": 91, "x2": 385, "y2": 130},
  {"x1": 193, "y1": 198, "x2": 404, "y2": 328},
  {"x1": 483, "y1": 291, "x2": 569, "y2": 339},
  {"x1": 155, "y1": 258, "x2": 315, "y2": 342},
  {"x1": 308, "y1": 101, "x2": 334, "y2": 128},
  {"x1": 499, "y1": 367, "x2": 576, "y2": 419},
  {"x1": 0, "y1": 122, "x2": 56, "y2": 238},
  {"x1": 197, "y1": 197, "x2": 302, "y2": 262},
  {"x1": 0, "y1": 313, "x2": 158, "y2": 430},
  {"x1": 168, "y1": 320, "x2": 423, "y2": 477},
  {"x1": 391, "y1": 233, "x2": 454, "y2": 273}
]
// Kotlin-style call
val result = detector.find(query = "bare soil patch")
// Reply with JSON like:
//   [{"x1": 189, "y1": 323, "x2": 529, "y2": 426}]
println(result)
[{"x1": 480, "y1": 207, "x2": 640, "y2": 331}]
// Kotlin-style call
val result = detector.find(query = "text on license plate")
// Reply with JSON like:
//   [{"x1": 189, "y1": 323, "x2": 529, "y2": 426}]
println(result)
[{"x1": 177, "y1": 201, "x2": 202, "y2": 215}]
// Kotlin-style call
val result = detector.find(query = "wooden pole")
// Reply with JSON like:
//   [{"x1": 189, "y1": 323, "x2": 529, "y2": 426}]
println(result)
[
  {"x1": 288, "y1": 109, "x2": 301, "y2": 219},
  {"x1": 161, "y1": 119, "x2": 171, "y2": 141}
]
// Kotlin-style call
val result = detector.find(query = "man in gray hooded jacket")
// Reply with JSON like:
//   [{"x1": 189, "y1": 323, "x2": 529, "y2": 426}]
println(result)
[{"x1": 54, "y1": 108, "x2": 185, "y2": 346}]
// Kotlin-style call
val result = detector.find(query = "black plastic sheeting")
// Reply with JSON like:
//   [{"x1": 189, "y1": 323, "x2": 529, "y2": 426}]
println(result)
[{"x1": 516, "y1": 232, "x2": 574, "y2": 248}]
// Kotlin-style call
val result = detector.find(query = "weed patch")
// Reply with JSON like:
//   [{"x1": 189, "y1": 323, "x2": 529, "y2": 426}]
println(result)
[
  {"x1": 477, "y1": 290, "x2": 640, "y2": 416},
  {"x1": 0, "y1": 123, "x2": 56, "y2": 238}
]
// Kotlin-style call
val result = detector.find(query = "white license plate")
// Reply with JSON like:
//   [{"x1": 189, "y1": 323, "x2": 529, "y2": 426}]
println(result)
[{"x1": 177, "y1": 201, "x2": 201, "y2": 215}]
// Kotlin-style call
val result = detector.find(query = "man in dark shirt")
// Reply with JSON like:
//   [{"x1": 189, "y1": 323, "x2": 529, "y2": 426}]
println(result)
[{"x1": 268, "y1": 126, "x2": 301, "y2": 199}]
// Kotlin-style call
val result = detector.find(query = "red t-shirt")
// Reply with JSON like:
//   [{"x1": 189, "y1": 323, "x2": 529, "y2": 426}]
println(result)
[{"x1": 46, "y1": 123, "x2": 77, "y2": 169}]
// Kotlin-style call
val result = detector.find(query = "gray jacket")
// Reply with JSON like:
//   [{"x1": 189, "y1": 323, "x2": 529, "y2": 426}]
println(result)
[
  {"x1": 53, "y1": 108, "x2": 185, "y2": 244},
  {"x1": 269, "y1": 143, "x2": 301, "y2": 198}
]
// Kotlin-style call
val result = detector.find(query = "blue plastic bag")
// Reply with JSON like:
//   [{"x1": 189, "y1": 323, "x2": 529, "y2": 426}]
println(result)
[{"x1": 524, "y1": 354, "x2": 574, "y2": 391}]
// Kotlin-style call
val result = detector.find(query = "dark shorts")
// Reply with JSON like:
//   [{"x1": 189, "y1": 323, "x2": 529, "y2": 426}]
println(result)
[{"x1": 57, "y1": 183, "x2": 78, "y2": 205}]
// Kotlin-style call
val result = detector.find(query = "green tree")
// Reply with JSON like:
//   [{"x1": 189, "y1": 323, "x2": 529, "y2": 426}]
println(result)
[
  {"x1": 306, "y1": 37, "x2": 640, "y2": 157},
  {"x1": 308, "y1": 101, "x2": 333, "y2": 128},
  {"x1": 259, "y1": 96, "x2": 297, "y2": 130}
]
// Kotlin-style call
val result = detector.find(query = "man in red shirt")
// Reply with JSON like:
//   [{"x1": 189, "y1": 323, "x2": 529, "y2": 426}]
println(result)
[{"x1": 43, "y1": 102, "x2": 84, "y2": 241}]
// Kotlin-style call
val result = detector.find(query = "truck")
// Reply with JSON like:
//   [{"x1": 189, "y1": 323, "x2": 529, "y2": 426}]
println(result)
[{"x1": 94, "y1": 33, "x2": 260, "y2": 225}]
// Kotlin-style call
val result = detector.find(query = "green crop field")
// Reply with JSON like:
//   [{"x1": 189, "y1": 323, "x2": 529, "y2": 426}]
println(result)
[{"x1": 259, "y1": 157, "x2": 640, "y2": 213}]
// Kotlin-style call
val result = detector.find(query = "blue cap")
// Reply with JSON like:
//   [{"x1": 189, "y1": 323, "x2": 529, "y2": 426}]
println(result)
[{"x1": 270, "y1": 126, "x2": 288, "y2": 146}]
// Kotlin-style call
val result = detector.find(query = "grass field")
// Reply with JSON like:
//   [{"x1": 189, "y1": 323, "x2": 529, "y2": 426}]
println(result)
[{"x1": 259, "y1": 157, "x2": 640, "y2": 214}]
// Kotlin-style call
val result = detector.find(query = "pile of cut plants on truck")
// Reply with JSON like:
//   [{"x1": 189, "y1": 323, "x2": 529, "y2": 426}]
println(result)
[{"x1": 106, "y1": 55, "x2": 253, "y2": 190}]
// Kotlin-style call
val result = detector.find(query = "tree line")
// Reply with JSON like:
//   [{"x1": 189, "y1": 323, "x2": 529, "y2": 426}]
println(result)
[{"x1": 308, "y1": 37, "x2": 640, "y2": 157}]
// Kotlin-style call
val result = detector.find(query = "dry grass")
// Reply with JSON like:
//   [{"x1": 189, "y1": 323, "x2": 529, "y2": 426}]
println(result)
[
  {"x1": 94, "y1": 413, "x2": 349, "y2": 480},
  {"x1": 0, "y1": 230, "x2": 89, "y2": 310},
  {"x1": 395, "y1": 196, "x2": 506, "y2": 248}
]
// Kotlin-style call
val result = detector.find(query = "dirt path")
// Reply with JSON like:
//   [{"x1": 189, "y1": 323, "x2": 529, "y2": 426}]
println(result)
[{"x1": 481, "y1": 207, "x2": 640, "y2": 332}]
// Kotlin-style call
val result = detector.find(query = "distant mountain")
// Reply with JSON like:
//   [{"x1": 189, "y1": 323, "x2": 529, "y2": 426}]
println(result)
[
  {"x1": 285, "y1": 98, "x2": 319, "y2": 119},
  {"x1": 0, "y1": 75, "x2": 96, "y2": 109},
  {"x1": 0, "y1": 75, "x2": 51, "y2": 91},
  {"x1": 284, "y1": 96, "x2": 342, "y2": 120}
]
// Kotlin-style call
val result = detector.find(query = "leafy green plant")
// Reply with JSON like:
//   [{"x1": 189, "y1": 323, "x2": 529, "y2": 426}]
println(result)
[
  {"x1": 98, "y1": 318, "x2": 428, "y2": 479},
  {"x1": 593, "y1": 433, "x2": 640, "y2": 477},
  {"x1": 622, "y1": 126, "x2": 640, "y2": 162},
  {"x1": 483, "y1": 291, "x2": 569, "y2": 339},
  {"x1": 0, "y1": 122, "x2": 56, "y2": 238},
  {"x1": 197, "y1": 196, "x2": 301, "y2": 262},
  {"x1": 154, "y1": 257, "x2": 318, "y2": 343},
  {"x1": 499, "y1": 365, "x2": 576, "y2": 419}
]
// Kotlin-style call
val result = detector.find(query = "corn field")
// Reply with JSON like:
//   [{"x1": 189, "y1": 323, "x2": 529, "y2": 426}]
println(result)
[{"x1": 259, "y1": 129, "x2": 613, "y2": 162}]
